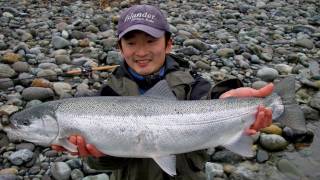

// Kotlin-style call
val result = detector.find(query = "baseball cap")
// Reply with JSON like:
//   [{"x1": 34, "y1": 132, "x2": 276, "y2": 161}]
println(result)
[{"x1": 117, "y1": 5, "x2": 171, "y2": 39}]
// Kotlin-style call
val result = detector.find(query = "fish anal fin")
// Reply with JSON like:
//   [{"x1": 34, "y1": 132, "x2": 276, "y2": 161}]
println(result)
[
  {"x1": 58, "y1": 138, "x2": 78, "y2": 153},
  {"x1": 153, "y1": 155, "x2": 177, "y2": 176},
  {"x1": 224, "y1": 133, "x2": 254, "y2": 157}
]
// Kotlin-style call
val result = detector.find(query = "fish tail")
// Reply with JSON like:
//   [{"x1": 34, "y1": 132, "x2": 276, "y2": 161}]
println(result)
[
  {"x1": 272, "y1": 76, "x2": 306, "y2": 131},
  {"x1": 270, "y1": 76, "x2": 314, "y2": 144}
]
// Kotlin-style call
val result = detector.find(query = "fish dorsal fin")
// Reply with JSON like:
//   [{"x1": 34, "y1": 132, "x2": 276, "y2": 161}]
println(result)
[
  {"x1": 143, "y1": 80, "x2": 177, "y2": 100},
  {"x1": 153, "y1": 155, "x2": 177, "y2": 176},
  {"x1": 224, "y1": 132, "x2": 254, "y2": 157}
]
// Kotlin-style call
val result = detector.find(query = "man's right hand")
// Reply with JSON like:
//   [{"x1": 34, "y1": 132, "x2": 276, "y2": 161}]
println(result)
[{"x1": 51, "y1": 135, "x2": 105, "y2": 158}]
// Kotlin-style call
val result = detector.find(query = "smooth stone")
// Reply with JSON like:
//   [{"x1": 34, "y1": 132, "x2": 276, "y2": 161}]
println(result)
[
  {"x1": 0, "y1": 64, "x2": 16, "y2": 78},
  {"x1": 292, "y1": 25, "x2": 316, "y2": 34},
  {"x1": 75, "y1": 83, "x2": 95, "y2": 97},
  {"x1": 22, "y1": 87, "x2": 54, "y2": 101},
  {"x1": 55, "y1": 55, "x2": 71, "y2": 65},
  {"x1": 70, "y1": 169, "x2": 84, "y2": 180},
  {"x1": 52, "y1": 36, "x2": 70, "y2": 49},
  {"x1": 1, "y1": 53, "x2": 22, "y2": 64},
  {"x1": 0, "y1": 132, "x2": 10, "y2": 149},
  {"x1": 256, "y1": 67, "x2": 279, "y2": 82},
  {"x1": 183, "y1": 39, "x2": 209, "y2": 51},
  {"x1": 0, "y1": 174, "x2": 17, "y2": 180},
  {"x1": 28, "y1": 165, "x2": 41, "y2": 175},
  {"x1": 309, "y1": 92, "x2": 320, "y2": 111},
  {"x1": 195, "y1": 61, "x2": 211, "y2": 70},
  {"x1": 0, "y1": 78, "x2": 14, "y2": 90},
  {"x1": 274, "y1": 64, "x2": 292, "y2": 75},
  {"x1": 260, "y1": 124, "x2": 282, "y2": 135},
  {"x1": 101, "y1": 37, "x2": 117, "y2": 51},
  {"x1": 295, "y1": 38, "x2": 314, "y2": 49},
  {"x1": 38, "y1": 63, "x2": 58, "y2": 70},
  {"x1": 66, "y1": 159, "x2": 82, "y2": 169},
  {"x1": 31, "y1": 78, "x2": 51, "y2": 88},
  {"x1": 301, "y1": 105, "x2": 320, "y2": 121},
  {"x1": 8, "y1": 149, "x2": 33, "y2": 165},
  {"x1": 175, "y1": 47, "x2": 200, "y2": 56},
  {"x1": 0, "y1": 168, "x2": 18, "y2": 175},
  {"x1": 206, "y1": 162, "x2": 224, "y2": 179},
  {"x1": 229, "y1": 165, "x2": 255, "y2": 180},
  {"x1": 18, "y1": 73, "x2": 34, "y2": 86},
  {"x1": 259, "y1": 133, "x2": 288, "y2": 151},
  {"x1": 51, "y1": 162, "x2": 71, "y2": 180},
  {"x1": 12, "y1": 61, "x2": 30, "y2": 72},
  {"x1": 0, "y1": 40, "x2": 8, "y2": 50},
  {"x1": 211, "y1": 149, "x2": 243, "y2": 164},
  {"x1": 37, "y1": 69, "x2": 57, "y2": 81},
  {"x1": 256, "y1": 149, "x2": 269, "y2": 163},
  {"x1": 260, "y1": 52, "x2": 273, "y2": 62},
  {"x1": 79, "y1": 38, "x2": 91, "y2": 47},
  {"x1": 216, "y1": 48, "x2": 235, "y2": 58},
  {"x1": 251, "y1": 81, "x2": 268, "y2": 89},
  {"x1": 0, "y1": 105, "x2": 19, "y2": 116},
  {"x1": 53, "y1": 82, "x2": 72, "y2": 97},
  {"x1": 106, "y1": 51, "x2": 122, "y2": 65}
]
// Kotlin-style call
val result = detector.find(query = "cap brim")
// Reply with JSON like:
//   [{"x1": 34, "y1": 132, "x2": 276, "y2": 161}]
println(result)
[{"x1": 118, "y1": 24, "x2": 165, "y2": 39}]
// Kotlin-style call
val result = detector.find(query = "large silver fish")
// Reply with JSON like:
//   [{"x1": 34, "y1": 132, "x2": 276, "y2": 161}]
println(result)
[{"x1": 3, "y1": 76, "x2": 306, "y2": 176}]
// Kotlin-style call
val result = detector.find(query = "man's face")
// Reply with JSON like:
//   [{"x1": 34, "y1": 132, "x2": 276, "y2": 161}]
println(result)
[{"x1": 119, "y1": 31, "x2": 172, "y2": 76}]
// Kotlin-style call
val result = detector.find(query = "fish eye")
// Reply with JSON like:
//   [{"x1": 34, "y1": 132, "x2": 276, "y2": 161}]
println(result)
[{"x1": 19, "y1": 119, "x2": 31, "y2": 126}]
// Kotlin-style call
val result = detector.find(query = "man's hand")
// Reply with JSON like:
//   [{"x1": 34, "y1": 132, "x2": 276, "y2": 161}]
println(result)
[
  {"x1": 220, "y1": 83, "x2": 274, "y2": 135},
  {"x1": 51, "y1": 135, "x2": 105, "y2": 158}
]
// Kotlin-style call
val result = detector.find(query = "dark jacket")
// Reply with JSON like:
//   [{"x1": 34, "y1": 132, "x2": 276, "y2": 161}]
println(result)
[{"x1": 85, "y1": 54, "x2": 243, "y2": 180}]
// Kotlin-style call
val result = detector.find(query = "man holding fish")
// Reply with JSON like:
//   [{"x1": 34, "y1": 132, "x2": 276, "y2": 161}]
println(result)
[{"x1": 52, "y1": 4, "x2": 273, "y2": 180}]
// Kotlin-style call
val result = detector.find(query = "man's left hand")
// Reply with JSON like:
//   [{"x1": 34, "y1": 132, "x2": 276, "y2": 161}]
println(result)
[{"x1": 220, "y1": 83, "x2": 274, "y2": 135}]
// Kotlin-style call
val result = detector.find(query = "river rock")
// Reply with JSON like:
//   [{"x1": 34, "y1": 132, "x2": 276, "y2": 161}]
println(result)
[
  {"x1": 52, "y1": 36, "x2": 70, "y2": 49},
  {"x1": 1, "y1": 53, "x2": 22, "y2": 64},
  {"x1": 0, "y1": 105, "x2": 19, "y2": 116},
  {"x1": 0, "y1": 168, "x2": 18, "y2": 175},
  {"x1": 256, "y1": 67, "x2": 279, "y2": 81},
  {"x1": 53, "y1": 82, "x2": 71, "y2": 94},
  {"x1": 256, "y1": 149, "x2": 269, "y2": 163},
  {"x1": 0, "y1": 78, "x2": 14, "y2": 90},
  {"x1": 301, "y1": 104, "x2": 320, "y2": 121},
  {"x1": 206, "y1": 162, "x2": 224, "y2": 179},
  {"x1": 277, "y1": 159, "x2": 304, "y2": 177},
  {"x1": 51, "y1": 162, "x2": 71, "y2": 180},
  {"x1": 183, "y1": 39, "x2": 209, "y2": 51},
  {"x1": 106, "y1": 51, "x2": 122, "y2": 65},
  {"x1": 0, "y1": 64, "x2": 16, "y2": 78},
  {"x1": 21, "y1": 87, "x2": 54, "y2": 101},
  {"x1": 260, "y1": 124, "x2": 282, "y2": 135},
  {"x1": 8, "y1": 149, "x2": 33, "y2": 165},
  {"x1": 70, "y1": 169, "x2": 84, "y2": 180},
  {"x1": 12, "y1": 61, "x2": 30, "y2": 72},
  {"x1": 216, "y1": 48, "x2": 235, "y2": 58},
  {"x1": 55, "y1": 55, "x2": 71, "y2": 65},
  {"x1": 37, "y1": 69, "x2": 58, "y2": 81},
  {"x1": 259, "y1": 133, "x2": 288, "y2": 151},
  {"x1": 295, "y1": 38, "x2": 314, "y2": 49},
  {"x1": 309, "y1": 92, "x2": 320, "y2": 111}
]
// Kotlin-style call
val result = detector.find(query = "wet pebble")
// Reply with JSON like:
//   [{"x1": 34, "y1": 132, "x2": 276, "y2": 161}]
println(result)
[
  {"x1": 21, "y1": 87, "x2": 54, "y2": 101},
  {"x1": 8, "y1": 149, "x2": 33, "y2": 165},
  {"x1": 206, "y1": 162, "x2": 224, "y2": 179},
  {"x1": 256, "y1": 67, "x2": 279, "y2": 82},
  {"x1": 50, "y1": 162, "x2": 71, "y2": 180},
  {"x1": 259, "y1": 134, "x2": 289, "y2": 151}
]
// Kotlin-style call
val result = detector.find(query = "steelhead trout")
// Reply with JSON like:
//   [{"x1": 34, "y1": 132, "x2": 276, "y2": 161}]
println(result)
[{"x1": 4, "y1": 76, "x2": 306, "y2": 176}]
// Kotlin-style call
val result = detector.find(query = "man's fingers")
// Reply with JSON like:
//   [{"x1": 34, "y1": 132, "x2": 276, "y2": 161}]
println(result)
[
  {"x1": 76, "y1": 136, "x2": 89, "y2": 157},
  {"x1": 252, "y1": 83, "x2": 274, "y2": 97},
  {"x1": 87, "y1": 144, "x2": 105, "y2": 158},
  {"x1": 245, "y1": 128, "x2": 257, "y2": 135}
]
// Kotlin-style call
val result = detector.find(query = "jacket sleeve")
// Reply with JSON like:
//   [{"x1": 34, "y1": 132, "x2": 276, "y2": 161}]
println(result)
[{"x1": 85, "y1": 156, "x2": 131, "y2": 170}]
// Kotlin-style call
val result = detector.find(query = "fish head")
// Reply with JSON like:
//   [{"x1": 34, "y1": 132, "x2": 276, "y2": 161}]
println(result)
[{"x1": 4, "y1": 103, "x2": 59, "y2": 146}]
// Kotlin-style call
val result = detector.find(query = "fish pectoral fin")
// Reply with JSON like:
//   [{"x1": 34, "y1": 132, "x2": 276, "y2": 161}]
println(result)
[
  {"x1": 58, "y1": 138, "x2": 78, "y2": 153},
  {"x1": 153, "y1": 155, "x2": 177, "y2": 176},
  {"x1": 224, "y1": 133, "x2": 254, "y2": 157}
]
